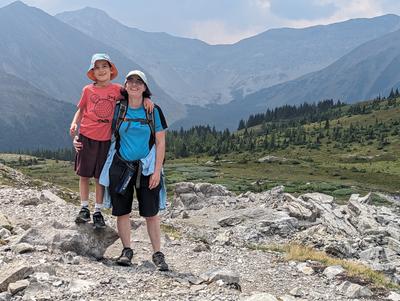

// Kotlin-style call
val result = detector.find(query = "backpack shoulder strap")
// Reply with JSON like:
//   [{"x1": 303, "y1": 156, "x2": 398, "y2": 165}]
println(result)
[
  {"x1": 112, "y1": 98, "x2": 128, "y2": 136},
  {"x1": 146, "y1": 109, "x2": 156, "y2": 148}
]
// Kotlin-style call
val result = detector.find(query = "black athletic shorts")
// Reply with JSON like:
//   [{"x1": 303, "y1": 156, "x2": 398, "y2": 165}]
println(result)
[
  {"x1": 74, "y1": 134, "x2": 110, "y2": 179},
  {"x1": 109, "y1": 153, "x2": 160, "y2": 217}
]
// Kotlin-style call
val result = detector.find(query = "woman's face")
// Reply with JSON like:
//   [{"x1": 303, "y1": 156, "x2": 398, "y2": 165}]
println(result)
[{"x1": 125, "y1": 75, "x2": 146, "y2": 98}]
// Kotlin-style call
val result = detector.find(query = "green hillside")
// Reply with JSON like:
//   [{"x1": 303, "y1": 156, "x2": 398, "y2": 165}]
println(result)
[{"x1": 2, "y1": 95, "x2": 400, "y2": 203}]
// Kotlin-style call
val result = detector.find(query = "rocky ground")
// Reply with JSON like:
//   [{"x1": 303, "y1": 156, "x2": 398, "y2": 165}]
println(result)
[{"x1": 0, "y1": 163, "x2": 400, "y2": 301}]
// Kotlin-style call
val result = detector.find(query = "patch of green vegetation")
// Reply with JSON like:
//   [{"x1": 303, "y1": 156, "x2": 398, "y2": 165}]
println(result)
[
  {"x1": 250, "y1": 243, "x2": 400, "y2": 290},
  {"x1": 160, "y1": 223, "x2": 182, "y2": 240},
  {"x1": 370, "y1": 194, "x2": 393, "y2": 207}
]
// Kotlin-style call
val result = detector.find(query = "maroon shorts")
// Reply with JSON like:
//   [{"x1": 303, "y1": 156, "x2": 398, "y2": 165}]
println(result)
[{"x1": 74, "y1": 134, "x2": 111, "y2": 179}]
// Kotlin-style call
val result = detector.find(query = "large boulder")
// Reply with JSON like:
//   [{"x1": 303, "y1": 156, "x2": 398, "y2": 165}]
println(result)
[{"x1": 18, "y1": 220, "x2": 118, "y2": 259}]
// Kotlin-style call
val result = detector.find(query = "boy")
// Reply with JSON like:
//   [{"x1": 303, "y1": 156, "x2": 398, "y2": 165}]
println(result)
[{"x1": 70, "y1": 53, "x2": 152, "y2": 229}]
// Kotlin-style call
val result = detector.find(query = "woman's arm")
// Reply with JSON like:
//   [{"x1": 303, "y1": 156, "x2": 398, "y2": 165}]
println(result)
[{"x1": 149, "y1": 130, "x2": 166, "y2": 189}]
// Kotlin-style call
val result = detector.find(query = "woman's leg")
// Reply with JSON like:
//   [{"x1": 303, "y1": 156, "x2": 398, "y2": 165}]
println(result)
[
  {"x1": 145, "y1": 215, "x2": 161, "y2": 252},
  {"x1": 117, "y1": 214, "x2": 131, "y2": 248}
]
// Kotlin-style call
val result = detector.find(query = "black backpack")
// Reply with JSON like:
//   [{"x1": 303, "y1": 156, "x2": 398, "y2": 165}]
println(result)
[{"x1": 112, "y1": 98, "x2": 155, "y2": 149}]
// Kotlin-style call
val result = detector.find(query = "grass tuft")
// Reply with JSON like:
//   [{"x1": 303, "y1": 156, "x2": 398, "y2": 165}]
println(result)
[{"x1": 249, "y1": 243, "x2": 399, "y2": 290}]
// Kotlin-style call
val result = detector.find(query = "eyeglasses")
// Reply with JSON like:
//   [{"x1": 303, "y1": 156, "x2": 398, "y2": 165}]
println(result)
[{"x1": 126, "y1": 78, "x2": 144, "y2": 86}]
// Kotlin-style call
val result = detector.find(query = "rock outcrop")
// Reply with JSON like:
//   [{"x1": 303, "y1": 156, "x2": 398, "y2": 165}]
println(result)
[{"x1": 0, "y1": 165, "x2": 398, "y2": 300}]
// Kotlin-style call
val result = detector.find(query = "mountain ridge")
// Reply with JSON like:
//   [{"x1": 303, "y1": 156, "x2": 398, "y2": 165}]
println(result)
[{"x1": 56, "y1": 7, "x2": 400, "y2": 107}]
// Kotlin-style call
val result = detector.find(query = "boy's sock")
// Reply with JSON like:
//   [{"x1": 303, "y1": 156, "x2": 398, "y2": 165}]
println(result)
[
  {"x1": 81, "y1": 200, "x2": 89, "y2": 208},
  {"x1": 94, "y1": 203, "x2": 103, "y2": 213}
]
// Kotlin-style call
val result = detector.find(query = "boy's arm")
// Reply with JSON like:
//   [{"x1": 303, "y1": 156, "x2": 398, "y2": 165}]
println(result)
[
  {"x1": 70, "y1": 108, "x2": 82, "y2": 137},
  {"x1": 143, "y1": 98, "x2": 154, "y2": 113}
]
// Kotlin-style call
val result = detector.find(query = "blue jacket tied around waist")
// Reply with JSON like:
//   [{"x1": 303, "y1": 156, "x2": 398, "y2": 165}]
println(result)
[{"x1": 99, "y1": 139, "x2": 167, "y2": 210}]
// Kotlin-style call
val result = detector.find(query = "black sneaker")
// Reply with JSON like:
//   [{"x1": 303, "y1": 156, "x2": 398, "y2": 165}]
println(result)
[
  {"x1": 116, "y1": 248, "x2": 133, "y2": 266},
  {"x1": 92, "y1": 211, "x2": 106, "y2": 229},
  {"x1": 152, "y1": 251, "x2": 169, "y2": 271},
  {"x1": 75, "y1": 207, "x2": 90, "y2": 223}
]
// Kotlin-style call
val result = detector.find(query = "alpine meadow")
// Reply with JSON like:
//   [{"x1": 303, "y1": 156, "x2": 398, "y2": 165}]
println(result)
[{"x1": 2, "y1": 1, "x2": 400, "y2": 301}]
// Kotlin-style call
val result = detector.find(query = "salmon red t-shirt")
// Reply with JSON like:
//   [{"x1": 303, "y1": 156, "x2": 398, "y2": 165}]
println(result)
[{"x1": 77, "y1": 83, "x2": 122, "y2": 141}]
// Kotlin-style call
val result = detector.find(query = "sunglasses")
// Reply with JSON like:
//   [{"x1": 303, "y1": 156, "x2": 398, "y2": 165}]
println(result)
[{"x1": 126, "y1": 78, "x2": 144, "y2": 86}]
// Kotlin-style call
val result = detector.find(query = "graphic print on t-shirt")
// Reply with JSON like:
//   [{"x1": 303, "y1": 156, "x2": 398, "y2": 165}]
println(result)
[{"x1": 89, "y1": 94, "x2": 116, "y2": 119}]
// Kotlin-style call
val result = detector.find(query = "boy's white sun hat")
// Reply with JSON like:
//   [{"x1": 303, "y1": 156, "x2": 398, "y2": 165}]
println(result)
[
  {"x1": 124, "y1": 70, "x2": 148, "y2": 86},
  {"x1": 87, "y1": 53, "x2": 118, "y2": 81}
]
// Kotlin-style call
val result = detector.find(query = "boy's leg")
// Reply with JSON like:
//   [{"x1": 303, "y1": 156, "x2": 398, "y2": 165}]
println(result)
[
  {"x1": 80, "y1": 176, "x2": 90, "y2": 204},
  {"x1": 94, "y1": 179, "x2": 104, "y2": 208},
  {"x1": 75, "y1": 176, "x2": 91, "y2": 223},
  {"x1": 93, "y1": 179, "x2": 106, "y2": 229}
]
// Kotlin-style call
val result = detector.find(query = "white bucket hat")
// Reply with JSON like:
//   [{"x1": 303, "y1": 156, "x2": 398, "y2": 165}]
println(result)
[{"x1": 87, "y1": 53, "x2": 118, "y2": 81}]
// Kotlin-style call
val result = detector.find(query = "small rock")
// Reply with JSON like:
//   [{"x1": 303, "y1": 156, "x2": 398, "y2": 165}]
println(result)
[
  {"x1": 289, "y1": 287, "x2": 303, "y2": 297},
  {"x1": 0, "y1": 214, "x2": 12, "y2": 231},
  {"x1": 11, "y1": 243, "x2": 35, "y2": 254},
  {"x1": 0, "y1": 229, "x2": 11, "y2": 240},
  {"x1": 33, "y1": 273, "x2": 50, "y2": 282},
  {"x1": 296, "y1": 263, "x2": 314, "y2": 275},
  {"x1": 68, "y1": 279, "x2": 96, "y2": 293},
  {"x1": 193, "y1": 243, "x2": 211, "y2": 252},
  {"x1": 0, "y1": 263, "x2": 33, "y2": 292},
  {"x1": 7, "y1": 279, "x2": 29, "y2": 295},
  {"x1": 200, "y1": 269, "x2": 239, "y2": 285},
  {"x1": 243, "y1": 293, "x2": 279, "y2": 301},
  {"x1": 218, "y1": 216, "x2": 243, "y2": 227},
  {"x1": 323, "y1": 265, "x2": 345, "y2": 279},
  {"x1": 52, "y1": 280, "x2": 63, "y2": 287},
  {"x1": 388, "y1": 291, "x2": 400, "y2": 301},
  {"x1": 0, "y1": 292, "x2": 11, "y2": 301},
  {"x1": 338, "y1": 281, "x2": 373, "y2": 298},
  {"x1": 19, "y1": 197, "x2": 40, "y2": 206},
  {"x1": 280, "y1": 295, "x2": 297, "y2": 301}
]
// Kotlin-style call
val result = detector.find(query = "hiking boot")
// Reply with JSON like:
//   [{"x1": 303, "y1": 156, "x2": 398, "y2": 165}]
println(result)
[
  {"x1": 116, "y1": 247, "x2": 133, "y2": 266},
  {"x1": 75, "y1": 207, "x2": 90, "y2": 223},
  {"x1": 92, "y1": 212, "x2": 106, "y2": 229},
  {"x1": 152, "y1": 251, "x2": 169, "y2": 271}
]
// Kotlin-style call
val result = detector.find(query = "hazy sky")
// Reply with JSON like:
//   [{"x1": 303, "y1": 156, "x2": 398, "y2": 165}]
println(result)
[{"x1": 1, "y1": 0, "x2": 400, "y2": 44}]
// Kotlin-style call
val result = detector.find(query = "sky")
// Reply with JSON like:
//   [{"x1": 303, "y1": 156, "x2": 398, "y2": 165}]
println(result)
[{"x1": 1, "y1": 0, "x2": 400, "y2": 44}]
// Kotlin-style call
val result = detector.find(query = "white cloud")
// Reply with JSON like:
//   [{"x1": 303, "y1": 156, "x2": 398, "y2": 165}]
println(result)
[
  {"x1": 252, "y1": 0, "x2": 271, "y2": 9},
  {"x1": 283, "y1": 0, "x2": 384, "y2": 28},
  {"x1": 189, "y1": 20, "x2": 263, "y2": 45}
]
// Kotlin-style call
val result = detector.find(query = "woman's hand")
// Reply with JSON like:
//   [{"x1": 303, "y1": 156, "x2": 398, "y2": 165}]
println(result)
[
  {"x1": 143, "y1": 98, "x2": 154, "y2": 113},
  {"x1": 149, "y1": 171, "x2": 161, "y2": 190},
  {"x1": 73, "y1": 135, "x2": 83, "y2": 152}
]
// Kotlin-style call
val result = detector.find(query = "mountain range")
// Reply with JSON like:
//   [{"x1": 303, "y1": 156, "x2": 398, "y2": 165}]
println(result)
[
  {"x1": 56, "y1": 8, "x2": 400, "y2": 107},
  {"x1": 0, "y1": 71, "x2": 75, "y2": 151},
  {"x1": 173, "y1": 24, "x2": 400, "y2": 130},
  {"x1": 1, "y1": 1, "x2": 400, "y2": 148},
  {"x1": 0, "y1": 1, "x2": 185, "y2": 124}
]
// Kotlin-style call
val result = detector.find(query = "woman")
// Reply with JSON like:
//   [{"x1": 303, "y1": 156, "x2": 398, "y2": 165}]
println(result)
[{"x1": 109, "y1": 70, "x2": 168, "y2": 270}]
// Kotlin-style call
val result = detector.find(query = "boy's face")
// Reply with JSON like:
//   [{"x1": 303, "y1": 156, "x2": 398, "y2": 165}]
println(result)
[{"x1": 93, "y1": 60, "x2": 112, "y2": 83}]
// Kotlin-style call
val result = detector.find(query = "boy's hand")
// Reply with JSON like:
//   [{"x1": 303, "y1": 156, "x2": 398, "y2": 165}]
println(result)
[
  {"x1": 143, "y1": 98, "x2": 154, "y2": 113},
  {"x1": 69, "y1": 123, "x2": 78, "y2": 137}
]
